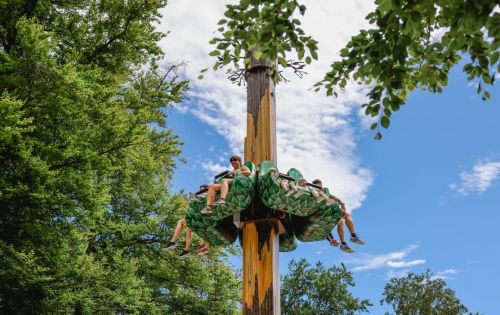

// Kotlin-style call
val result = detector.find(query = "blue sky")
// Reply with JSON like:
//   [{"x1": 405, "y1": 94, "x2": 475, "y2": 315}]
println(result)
[{"x1": 161, "y1": 1, "x2": 500, "y2": 313}]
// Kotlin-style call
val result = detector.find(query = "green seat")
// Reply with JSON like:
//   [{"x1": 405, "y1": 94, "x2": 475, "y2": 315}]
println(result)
[
  {"x1": 293, "y1": 198, "x2": 343, "y2": 242},
  {"x1": 185, "y1": 161, "x2": 256, "y2": 245},
  {"x1": 258, "y1": 162, "x2": 322, "y2": 217}
]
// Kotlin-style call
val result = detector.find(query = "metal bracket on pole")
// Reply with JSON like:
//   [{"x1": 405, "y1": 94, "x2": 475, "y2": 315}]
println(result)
[{"x1": 233, "y1": 211, "x2": 241, "y2": 228}]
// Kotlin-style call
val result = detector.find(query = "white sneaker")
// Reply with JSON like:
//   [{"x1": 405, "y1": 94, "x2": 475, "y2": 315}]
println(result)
[
  {"x1": 212, "y1": 198, "x2": 226, "y2": 206},
  {"x1": 200, "y1": 206, "x2": 213, "y2": 214}
]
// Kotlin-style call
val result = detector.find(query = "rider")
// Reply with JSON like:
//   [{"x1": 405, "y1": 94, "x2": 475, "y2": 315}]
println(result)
[
  {"x1": 164, "y1": 184, "x2": 209, "y2": 257},
  {"x1": 311, "y1": 179, "x2": 365, "y2": 253},
  {"x1": 201, "y1": 155, "x2": 251, "y2": 214}
]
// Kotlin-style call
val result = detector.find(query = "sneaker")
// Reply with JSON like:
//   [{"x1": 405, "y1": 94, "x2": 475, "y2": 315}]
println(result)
[
  {"x1": 212, "y1": 198, "x2": 226, "y2": 206},
  {"x1": 162, "y1": 241, "x2": 177, "y2": 251},
  {"x1": 200, "y1": 206, "x2": 213, "y2": 214},
  {"x1": 178, "y1": 250, "x2": 189, "y2": 258},
  {"x1": 328, "y1": 239, "x2": 339, "y2": 246},
  {"x1": 350, "y1": 236, "x2": 365, "y2": 245},
  {"x1": 340, "y1": 244, "x2": 354, "y2": 253}
]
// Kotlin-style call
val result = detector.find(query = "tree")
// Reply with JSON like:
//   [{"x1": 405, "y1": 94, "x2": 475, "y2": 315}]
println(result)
[
  {"x1": 281, "y1": 258, "x2": 371, "y2": 315},
  {"x1": 381, "y1": 270, "x2": 478, "y2": 315},
  {"x1": 0, "y1": 1, "x2": 239, "y2": 313},
  {"x1": 209, "y1": 0, "x2": 499, "y2": 138}
]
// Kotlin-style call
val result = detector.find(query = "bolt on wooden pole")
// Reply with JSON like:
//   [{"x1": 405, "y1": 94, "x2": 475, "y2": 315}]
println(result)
[{"x1": 242, "y1": 52, "x2": 280, "y2": 314}]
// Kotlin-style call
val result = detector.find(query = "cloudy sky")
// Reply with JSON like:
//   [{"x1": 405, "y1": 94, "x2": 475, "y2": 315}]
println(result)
[{"x1": 159, "y1": 1, "x2": 500, "y2": 313}]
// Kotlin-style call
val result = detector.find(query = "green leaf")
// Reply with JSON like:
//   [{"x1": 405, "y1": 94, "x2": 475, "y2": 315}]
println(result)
[
  {"x1": 209, "y1": 50, "x2": 221, "y2": 56},
  {"x1": 370, "y1": 123, "x2": 378, "y2": 130},
  {"x1": 253, "y1": 50, "x2": 263, "y2": 60},
  {"x1": 491, "y1": 51, "x2": 500, "y2": 65},
  {"x1": 381, "y1": 116, "x2": 390, "y2": 129},
  {"x1": 278, "y1": 57, "x2": 288, "y2": 68},
  {"x1": 483, "y1": 73, "x2": 492, "y2": 84},
  {"x1": 482, "y1": 91, "x2": 491, "y2": 100}
]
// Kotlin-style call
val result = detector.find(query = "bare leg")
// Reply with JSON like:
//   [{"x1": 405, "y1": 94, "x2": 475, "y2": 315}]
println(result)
[
  {"x1": 220, "y1": 178, "x2": 233, "y2": 199},
  {"x1": 337, "y1": 218, "x2": 346, "y2": 243},
  {"x1": 184, "y1": 228, "x2": 192, "y2": 251},
  {"x1": 344, "y1": 212, "x2": 356, "y2": 235},
  {"x1": 206, "y1": 184, "x2": 221, "y2": 205},
  {"x1": 195, "y1": 239, "x2": 206, "y2": 252},
  {"x1": 280, "y1": 179, "x2": 288, "y2": 191},
  {"x1": 170, "y1": 218, "x2": 186, "y2": 243},
  {"x1": 311, "y1": 189, "x2": 319, "y2": 198},
  {"x1": 198, "y1": 242, "x2": 209, "y2": 256},
  {"x1": 288, "y1": 180, "x2": 297, "y2": 191}
]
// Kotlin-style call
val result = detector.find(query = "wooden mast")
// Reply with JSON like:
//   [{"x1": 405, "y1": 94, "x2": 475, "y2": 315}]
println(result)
[{"x1": 242, "y1": 53, "x2": 280, "y2": 314}]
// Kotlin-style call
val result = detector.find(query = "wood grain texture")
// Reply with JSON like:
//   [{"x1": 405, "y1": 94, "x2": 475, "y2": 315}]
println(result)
[
  {"x1": 244, "y1": 68, "x2": 277, "y2": 165},
  {"x1": 242, "y1": 219, "x2": 280, "y2": 314},
  {"x1": 242, "y1": 54, "x2": 279, "y2": 314}
]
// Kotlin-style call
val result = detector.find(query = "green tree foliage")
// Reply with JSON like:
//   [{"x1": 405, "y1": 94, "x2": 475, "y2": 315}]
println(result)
[
  {"x1": 381, "y1": 270, "x2": 478, "y2": 315},
  {"x1": 281, "y1": 258, "x2": 371, "y2": 315},
  {"x1": 210, "y1": 0, "x2": 499, "y2": 138},
  {"x1": 0, "y1": 1, "x2": 239, "y2": 313}
]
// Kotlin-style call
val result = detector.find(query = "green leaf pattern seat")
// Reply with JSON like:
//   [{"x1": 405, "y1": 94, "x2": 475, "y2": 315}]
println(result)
[
  {"x1": 185, "y1": 162, "x2": 256, "y2": 245},
  {"x1": 186, "y1": 161, "x2": 343, "y2": 250},
  {"x1": 259, "y1": 161, "x2": 323, "y2": 217}
]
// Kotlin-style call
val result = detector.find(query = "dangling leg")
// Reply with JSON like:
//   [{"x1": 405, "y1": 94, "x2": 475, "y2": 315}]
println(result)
[
  {"x1": 195, "y1": 239, "x2": 206, "y2": 253},
  {"x1": 338, "y1": 218, "x2": 353, "y2": 253},
  {"x1": 164, "y1": 218, "x2": 186, "y2": 250},
  {"x1": 326, "y1": 231, "x2": 339, "y2": 246},
  {"x1": 213, "y1": 178, "x2": 233, "y2": 205},
  {"x1": 201, "y1": 184, "x2": 221, "y2": 214},
  {"x1": 198, "y1": 241, "x2": 209, "y2": 256},
  {"x1": 178, "y1": 228, "x2": 192, "y2": 258},
  {"x1": 345, "y1": 212, "x2": 365, "y2": 244}
]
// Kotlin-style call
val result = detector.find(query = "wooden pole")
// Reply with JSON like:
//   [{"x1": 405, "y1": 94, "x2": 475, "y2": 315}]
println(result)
[{"x1": 242, "y1": 53, "x2": 279, "y2": 314}]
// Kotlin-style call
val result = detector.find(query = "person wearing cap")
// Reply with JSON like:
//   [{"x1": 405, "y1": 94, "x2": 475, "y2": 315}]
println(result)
[
  {"x1": 201, "y1": 155, "x2": 251, "y2": 214},
  {"x1": 312, "y1": 179, "x2": 365, "y2": 253}
]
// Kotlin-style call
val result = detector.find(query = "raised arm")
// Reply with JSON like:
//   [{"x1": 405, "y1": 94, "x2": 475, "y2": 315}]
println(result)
[{"x1": 328, "y1": 192, "x2": 344, "y2": 206}]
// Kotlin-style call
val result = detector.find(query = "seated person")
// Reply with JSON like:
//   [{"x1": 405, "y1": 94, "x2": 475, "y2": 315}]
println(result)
[
  {"x1": 201, "y1": 155, "x2": 251, "y2": 214},
  {"x1": 280, "y1": 178, "x2": 299, "y2": 197},
  {"x1": 311, "y1": 179, "x2": 365, "y2": 254},
  {"x1": 281, "y1": 177, "x2": 309, "y2": 198},
  {"x1": 164, "y1": 184, "x2": 209, "y2": 257}
]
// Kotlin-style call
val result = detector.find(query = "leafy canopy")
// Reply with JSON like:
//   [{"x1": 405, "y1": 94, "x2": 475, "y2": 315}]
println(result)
[
  {"x1": 381, "y1": 270, "x2": 478, "y2": 315},
  {"x1": 0, "y1": 0, "x2": 239, "y2": 314},
  {"x1": 281, "y1": 258, "x2": 371, "y2": 315},
  {"x1": 210, "y1": 0, "x2": 499, "y2": 138}
]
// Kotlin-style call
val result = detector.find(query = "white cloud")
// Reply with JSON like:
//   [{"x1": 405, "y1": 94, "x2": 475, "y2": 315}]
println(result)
[
  {"x1": 200, "y1": 159, "x2": 226, "y2": 180},
  {"x1": 160, "y1": 0, "x2": 376, "y2": 210},
  {"x1": 348, "y1": 244, "x2": 426, "y2": 272},
  {"x1": 450, "y1": 161, "x2": 500, "y2": 196},
  {"x1": 431, "y1": 268, "x2": 460, "y2": 280},
  {"x1": 386, "y1": 268, "x2": 411, "y2": 279},
  {"x1": 386, "y1": 259, "x2": 426, "y2": 268}
]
